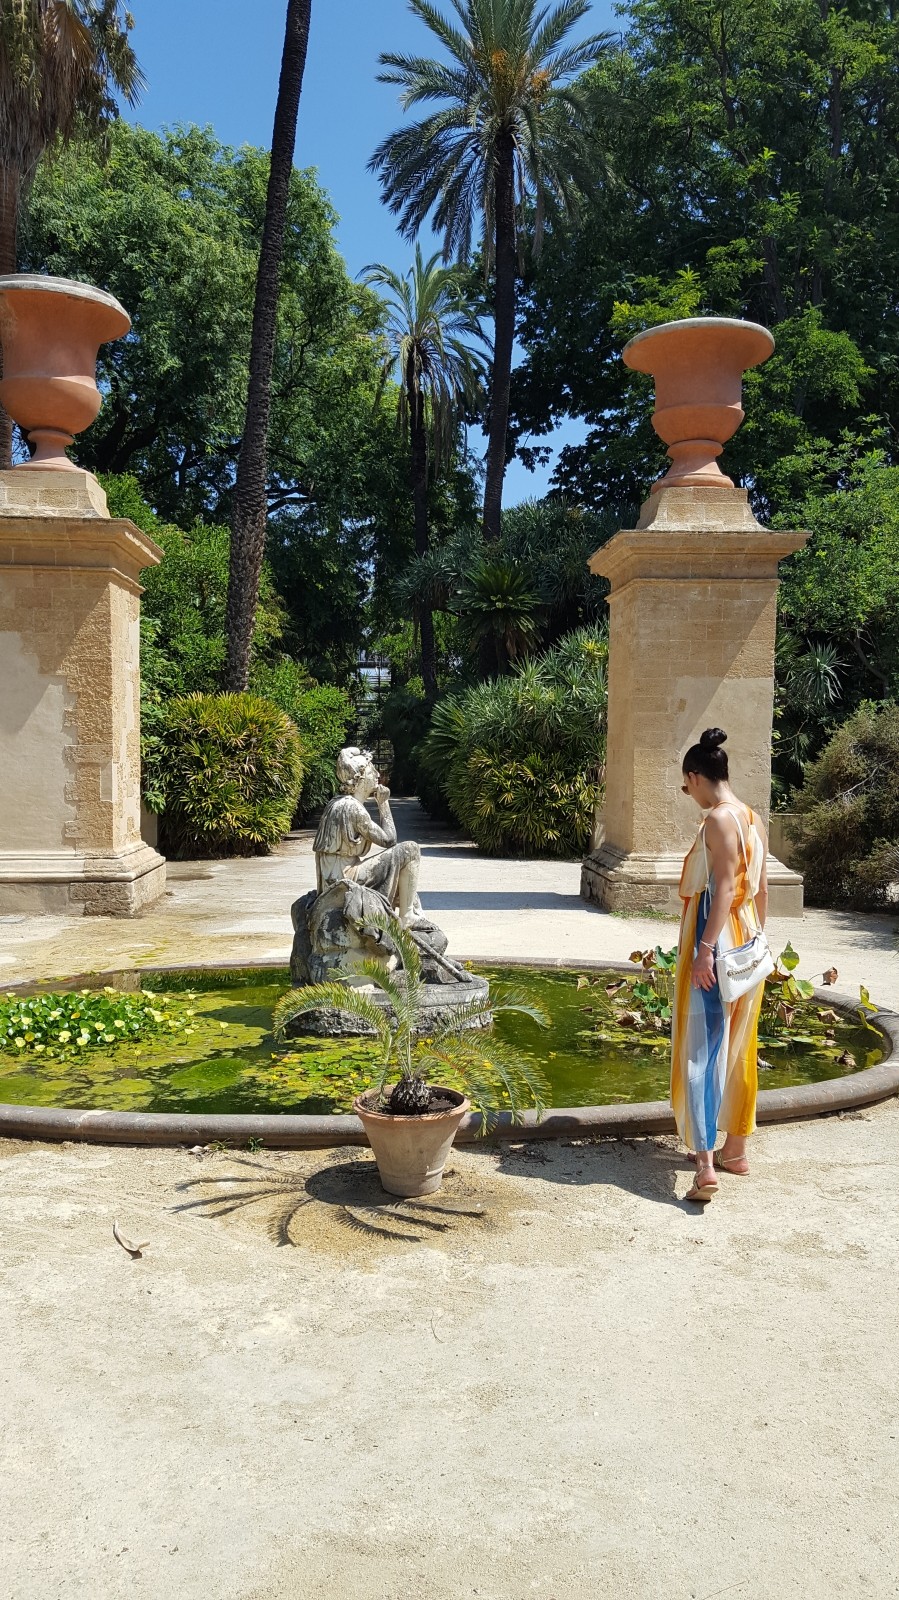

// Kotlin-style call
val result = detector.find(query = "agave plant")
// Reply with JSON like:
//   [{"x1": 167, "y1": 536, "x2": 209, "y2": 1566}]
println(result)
[{"x1": 272, "y1": 915, "x2": 549, "y2": 1128}]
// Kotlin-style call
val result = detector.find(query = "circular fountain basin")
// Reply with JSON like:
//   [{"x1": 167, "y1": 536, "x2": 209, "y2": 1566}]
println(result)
[{"x1": 0, "y1": 962, "x2": 896, "y2": 1147}]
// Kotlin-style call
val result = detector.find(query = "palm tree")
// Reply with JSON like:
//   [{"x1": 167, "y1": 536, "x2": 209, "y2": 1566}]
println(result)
[
  {"x1": 273, "y1": 914, "x2": 548, "y2": 1125},
  {"x1": 370, "y1": 0, "x2": 611, "y2": 543},
  {"x1": 0, "y1": 0, "x2": 142, "y2": 464},
  {"x1": 223, "y1": 0, "x2": 312, "y2": 692},
  {"x1": 363, "y1": 244, "x2": 486, "y2": 698},
  {"x1": 457, "y1": 554, "x2": 540, "y2": 672}
]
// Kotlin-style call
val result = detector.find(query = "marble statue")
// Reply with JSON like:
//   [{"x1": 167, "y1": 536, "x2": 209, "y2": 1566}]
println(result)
[
  {"x1": 312, "y1": 747, "x2": 423, "y2": 927},
  {"x1": 287, "y1": 746, "x2": 489, "y2": 1035}
]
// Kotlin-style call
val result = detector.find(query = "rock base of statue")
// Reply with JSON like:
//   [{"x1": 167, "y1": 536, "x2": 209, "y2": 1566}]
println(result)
[{"x1": 287, "y1": 882, "x2": 491, "y2": 1037}]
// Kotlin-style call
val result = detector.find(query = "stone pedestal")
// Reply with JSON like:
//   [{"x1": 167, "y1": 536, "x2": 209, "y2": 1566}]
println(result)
[
  {"x1": 581, "y1": 486, "x2": 807, "y2": 917},
  {"x1": 0, "y1": 469, "x2": 166, "y2": 915}
]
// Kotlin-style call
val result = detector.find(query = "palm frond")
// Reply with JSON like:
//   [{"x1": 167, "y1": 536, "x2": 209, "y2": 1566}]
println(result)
[
  {"x1": 272, "y1": 982, "x2": 390, "y2": 1048},
  {"x1": 370, "y1": 0, "x2": 610, "y2": 263}
]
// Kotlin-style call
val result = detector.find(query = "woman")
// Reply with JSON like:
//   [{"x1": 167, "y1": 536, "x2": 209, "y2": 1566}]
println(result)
[{"x1": 671, "y1": 728, "x2": 768, "y2": 1202}]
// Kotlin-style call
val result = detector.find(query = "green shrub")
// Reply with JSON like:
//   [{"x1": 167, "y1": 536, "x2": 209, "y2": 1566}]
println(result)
[
  {"x1": 790, "y1": 701, "x2": 899, "y2": 908},
  {"x1": 249, "y1": 661, "x2": 354, "y2": 816},
  {"x1": 147, "y1": 693, "x2": 305, "y2": 859},
  {"x1": 418, "y1": 627, "x2": 607, "y2": 856}
]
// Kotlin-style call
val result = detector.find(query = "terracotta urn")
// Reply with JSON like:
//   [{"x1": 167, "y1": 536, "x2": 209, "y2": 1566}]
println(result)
[
  {"x1": 622, "y1": 316, "x2": 774, "y2": 492},
  {"x1": 0, "y1": 274, "x2": 130, "y2": 471},
  {"x1": 353, "y1": 1087, "x2": 470, "y2": 1197}
]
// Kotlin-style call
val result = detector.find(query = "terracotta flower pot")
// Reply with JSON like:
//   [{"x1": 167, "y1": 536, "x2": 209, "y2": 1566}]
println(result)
[
  {"x1": 622, "y1": 316, "x2": 774, "y2": 491},
  {"x1": 353, "y1": 1087, "x2": 471, "y2": 1197},
  {"x1": 0, "y1": 274, "x2": 130, "y2": 471}
]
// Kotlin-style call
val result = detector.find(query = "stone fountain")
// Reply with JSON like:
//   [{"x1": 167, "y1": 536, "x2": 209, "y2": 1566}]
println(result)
[
  {"x1": 0, "y1": 275, "x2": 166, "y2": 914},
  {"x1": 581, "y1": 316, "x2": 807, "y2": 916},
  {"x1": 287, "y1": 747, "x2": 489, "y2": 1035}
]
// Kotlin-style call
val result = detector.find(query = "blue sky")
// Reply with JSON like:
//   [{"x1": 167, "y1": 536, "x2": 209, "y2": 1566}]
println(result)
[{"x1": 126, "y1": 0, "x2": 619, "y2": 503}]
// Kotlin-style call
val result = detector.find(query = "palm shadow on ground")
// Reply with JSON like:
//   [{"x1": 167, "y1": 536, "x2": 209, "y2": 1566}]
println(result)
[
  {"x1": 171, "y1": 1137, "x2": 708, "y2": 1247},
  {"x1": 171, "y1": 1154, "x2": 491, "y2": 1245}
]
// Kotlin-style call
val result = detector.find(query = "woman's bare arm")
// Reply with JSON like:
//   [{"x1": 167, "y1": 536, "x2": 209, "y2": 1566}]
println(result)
[
  {"x1": 754, "y1": 823, "x2": 769, "y2": 929},
  {"x1": 691, "y1": 810, "x2": 739, "y2": 990},
  {"x1": 355, "y1": 787, "x2": 397, "y2": 850}
]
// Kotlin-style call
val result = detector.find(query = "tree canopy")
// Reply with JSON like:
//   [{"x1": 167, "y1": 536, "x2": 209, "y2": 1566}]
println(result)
[
  {"x1": 512, "y1": 0, "x2": 899, "y2": 521},
  {"x1": 21, "y1": 120, "x2": 471, "y2": 677}
]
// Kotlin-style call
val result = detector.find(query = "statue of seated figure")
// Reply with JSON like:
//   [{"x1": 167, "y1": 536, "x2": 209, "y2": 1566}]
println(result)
[
  {"x1": 288, "y1": 747, "x2": 488, "y2": 1031},
  {"x1": 312, "y1": 747, "x2": 423, "y2": 928}
]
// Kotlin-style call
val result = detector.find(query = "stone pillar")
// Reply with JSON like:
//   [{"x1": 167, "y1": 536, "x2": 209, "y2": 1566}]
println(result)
[
  {"x1": 0, "y1": 469, "x2": 166, "y2": 915},
  {"x1": 581, "y1": 486, "x2": 807, "y2": 917}
]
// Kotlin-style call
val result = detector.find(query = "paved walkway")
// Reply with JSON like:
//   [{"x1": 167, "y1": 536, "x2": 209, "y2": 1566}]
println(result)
[{"x1": 2, "y1": 800, "x2": 896, "y2": 1004}]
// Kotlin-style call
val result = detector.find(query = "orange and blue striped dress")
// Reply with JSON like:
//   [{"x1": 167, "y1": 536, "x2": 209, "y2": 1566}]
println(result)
[{"x1": 671, "y1": 806, "x2": 766, "y2": 1152}]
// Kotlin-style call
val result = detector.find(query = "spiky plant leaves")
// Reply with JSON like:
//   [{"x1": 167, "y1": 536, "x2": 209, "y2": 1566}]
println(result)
[
  {"x1": 790, "y1": 701, "x2": 899, "y2": 909},
  {"x1": 271, "y1": 982, "x2": 392, "y2": 1053},
  {"x1": 429, "y1": 986, "x2": 549, "y2": 1044},
  {"x1": 362, "y1": 245, "x2": 488, "y2": 474},
  {"x1": 456, "y1": 557, "x2": 542, "y2": 667},
  {"x1": 273, "y1": 914, "x2": 548, "y2": 1123},
  {"x1": 416, "y1": 1036, "x2": 549, "y2": 1132},
  {"x1": 416, "y1": 625, "x2": 607, "y2": 854}
]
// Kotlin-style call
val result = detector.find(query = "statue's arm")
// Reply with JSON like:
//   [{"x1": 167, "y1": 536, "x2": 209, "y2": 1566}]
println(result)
[{"x1": 358, "y1": 787, "x2": 396, "y2": 850}]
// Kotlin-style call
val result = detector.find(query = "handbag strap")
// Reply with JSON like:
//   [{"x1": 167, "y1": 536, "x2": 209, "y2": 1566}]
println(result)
[{"x1": 700, "y1": 805, "x2": 762, "y2": 932}]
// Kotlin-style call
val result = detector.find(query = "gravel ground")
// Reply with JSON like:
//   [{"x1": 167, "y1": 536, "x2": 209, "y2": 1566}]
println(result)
[{"x1": 2, "y1": 1103, "x2": 899, "y2": 1599}]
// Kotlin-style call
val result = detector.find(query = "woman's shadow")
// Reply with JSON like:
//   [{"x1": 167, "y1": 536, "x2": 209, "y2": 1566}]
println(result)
[{"x1": 494, "y1": 1135, "x2": 704, "y2": 1211}]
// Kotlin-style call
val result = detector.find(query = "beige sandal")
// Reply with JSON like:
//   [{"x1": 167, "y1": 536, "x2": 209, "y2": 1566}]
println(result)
[
  {"x1": 714, "y1": 1151, "x2": 749, "y2": 1176},
  {"x1": 686, "y1": 1165, "x2": 718, "y2": 1202}
]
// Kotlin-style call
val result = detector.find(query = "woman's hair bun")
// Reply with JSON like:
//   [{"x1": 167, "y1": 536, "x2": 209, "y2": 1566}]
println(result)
[{"x1": 699, "y1": 727, "x2": 727, "y2": 751}]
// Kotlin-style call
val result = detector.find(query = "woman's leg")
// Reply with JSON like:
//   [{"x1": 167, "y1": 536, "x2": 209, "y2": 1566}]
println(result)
[{"x1": 717, "y1": 979, "x2": 763, "y2": 1173}]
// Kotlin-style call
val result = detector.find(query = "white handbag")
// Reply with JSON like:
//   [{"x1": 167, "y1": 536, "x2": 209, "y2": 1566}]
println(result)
[{"x1": 702, "y1": 808, "x2": 774, "y2": 1003}]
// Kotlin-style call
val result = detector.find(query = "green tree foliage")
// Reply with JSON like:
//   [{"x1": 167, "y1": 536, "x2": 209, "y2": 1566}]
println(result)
[
  {"x1": 104, "y1": 474, "x2": 350, "y2": 822},
  {"x1": 774, "y1": 456, "x2": 899, "y2": 788},
  {"x1": 0, "y1": 0, "x2": 141, "y2": 268},
  {"x1": 22, "y1": 122, "x2": 427, "y2": 676},
  {"x1": 22, "y1": 122, "x2": 394, "y2": 518},
  {"x1": 142, "y1": 522, "x2": 285, "y2": 698},
  {"x1": 418, "y1": 627, "x2": 608, "y2": 854},
  {"x1": 145, "y1": 693, "x2": 305, "y2": 860},
  {"x1": 102, "y1": 477, "x2": 283, "y2": 700},
  {"x1": 249, "y1": 664, "x2": 354, "y2": 815},
  {"x1": 371, "y1": 0, "x2": 612, "y2": 541},
  {"x1": 790, "y1": 702, "x2": 899, "y2": 909},
  {"x1": 394, "y1": 496, "x2": 611, "y2": 672},
  {"x1": 363, "y1": 245, "x2": 487, "y2": 696},
  {"x1": 512, "y1": 0, "x2": 899, "y2": 518}
]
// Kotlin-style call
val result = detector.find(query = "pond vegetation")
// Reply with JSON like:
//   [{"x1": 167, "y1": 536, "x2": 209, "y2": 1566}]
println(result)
[{"x1": 0, "y1": 959, "x2": 884, "y2": 1117}]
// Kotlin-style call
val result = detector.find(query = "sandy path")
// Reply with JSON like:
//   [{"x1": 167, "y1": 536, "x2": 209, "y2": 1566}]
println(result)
[{"x1": 1, "y1": 1102, "x2": 898, "y2": 1599}]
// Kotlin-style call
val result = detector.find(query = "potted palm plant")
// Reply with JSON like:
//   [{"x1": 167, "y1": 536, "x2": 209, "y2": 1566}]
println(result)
[{"x1": 273, "y1": 917, "x2": 548, "y2": 1196}]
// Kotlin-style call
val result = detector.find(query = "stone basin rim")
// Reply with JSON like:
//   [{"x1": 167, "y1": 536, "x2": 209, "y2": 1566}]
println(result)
[{"x1": 0, "y1": 960, "x2": 895, "y2": 1148}]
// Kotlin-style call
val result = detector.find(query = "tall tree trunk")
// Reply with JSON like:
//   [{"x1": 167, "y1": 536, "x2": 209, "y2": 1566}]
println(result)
[
  {"x1": 409, "y1": 372, "x2": 437, "y2": 700},
  {"x1": 481, "y1": 132, "x2": 516, "y2": 545},
  {"x1": 223, "y1": 0, "x2": 312, "y2": 691},
  {"x1": 0, "y1": 166, "x2": 19, "y2": 470}
]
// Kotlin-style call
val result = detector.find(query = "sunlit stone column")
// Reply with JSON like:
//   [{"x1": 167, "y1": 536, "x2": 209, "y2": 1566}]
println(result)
[
  {"x1": 580, "y1": 318, "x2": 807, "y2": 917},
  {"x1": 0, "y1": 275, "x2": 165, "y2": 915}
]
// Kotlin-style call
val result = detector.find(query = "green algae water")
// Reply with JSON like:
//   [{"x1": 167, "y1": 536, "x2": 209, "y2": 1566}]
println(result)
[{"x1": 0, "y1": 965, "x2": 883, "y2": 1115}]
